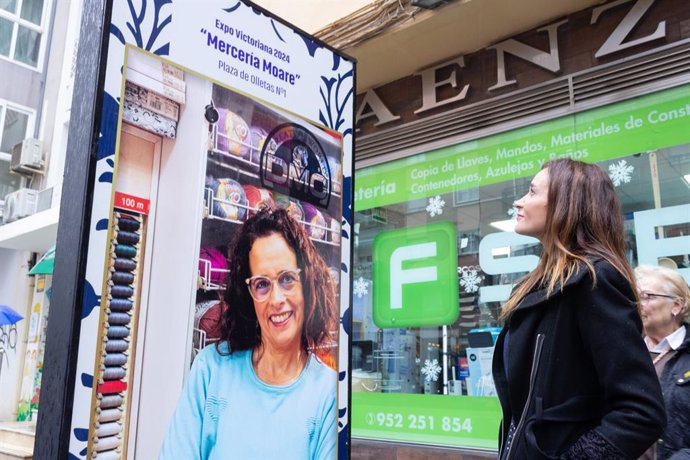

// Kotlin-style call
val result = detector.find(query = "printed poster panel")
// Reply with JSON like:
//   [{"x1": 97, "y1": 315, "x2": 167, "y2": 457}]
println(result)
[{"x1": 67, "y1": 1, "x2": 354, "y2": 459}]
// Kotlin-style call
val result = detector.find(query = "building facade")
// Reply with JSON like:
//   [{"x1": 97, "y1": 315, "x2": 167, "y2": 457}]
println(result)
[
  {"x1": 0, "y1": 0, "x2": 82, "y2": 426},
  {"x1": 345, "y1": 0, "x2": 690, "y2": 456}
]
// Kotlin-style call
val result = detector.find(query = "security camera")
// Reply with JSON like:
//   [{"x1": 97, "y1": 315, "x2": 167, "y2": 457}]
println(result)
[{"x1": 204, "y1": 103, "x2": 219, "y2": 124}]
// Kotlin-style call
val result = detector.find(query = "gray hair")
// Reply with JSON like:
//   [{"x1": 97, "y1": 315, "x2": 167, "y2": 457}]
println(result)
[{"x1": 635, "y1": 264, "x2": 690, "y2": 324}]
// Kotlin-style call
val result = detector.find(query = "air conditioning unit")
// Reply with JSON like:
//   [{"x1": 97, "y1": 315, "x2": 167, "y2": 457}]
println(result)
[
  {"x1": 36, "y1": 186, "x2": 54, "y2": 212},
  {"x1": 2, "y1": 188, "x2": 38, "y2": 224},
  {"x1": 11, "y1": 138, "x2": 45, "y2": 175}
]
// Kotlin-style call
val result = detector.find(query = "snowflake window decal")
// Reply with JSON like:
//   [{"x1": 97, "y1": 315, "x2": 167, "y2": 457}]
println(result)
[
  {"x1": 426, "y1": 195, "x2": 445, "y2": 217},
  {"x1": 353, "y1": 277, "x2": 369, "y2": 299},
  {"x1": 458, "y1": 265, "x2": 484, "y2": 294},
  {"x1": 421, "y1": 358, "x2": 442, "y2": 382},
  {"x1": 608, "y1": 159, "x2": 634, "y2": 187},
  {"x1": 507, "y1": 205, "x2": 518, "y2": 220}
]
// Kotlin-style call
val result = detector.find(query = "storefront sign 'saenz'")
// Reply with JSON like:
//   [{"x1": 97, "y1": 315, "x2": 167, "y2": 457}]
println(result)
[{"x1": 357, "y1": 0, "x2": 684, "y2": 129}]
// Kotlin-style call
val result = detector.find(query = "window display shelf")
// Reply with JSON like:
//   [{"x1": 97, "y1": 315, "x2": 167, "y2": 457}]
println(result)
[
  {"x1": 209, "y1": 123, "x2": 342, "y2": 200},
  {"x1": 197, "y1": 257, "x2": 229, "y2": 292},
  {"x1": 191, "y1": 328, "x2": 207, "y2": 360},
  {"x1": 203, "y1": 187, "x2": 340, "y2": 247}
]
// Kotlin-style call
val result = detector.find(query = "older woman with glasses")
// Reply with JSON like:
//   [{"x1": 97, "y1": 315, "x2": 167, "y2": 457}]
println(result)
[
  {"x1": 636, "y1": 265, "x2": 690, "y2": 460},
  {"x1": 160, "y1": 209, "x2": 339, "y2": 460}
]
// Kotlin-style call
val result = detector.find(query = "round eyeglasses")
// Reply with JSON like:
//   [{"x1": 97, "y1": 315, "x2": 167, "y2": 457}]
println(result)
[
  {"x1": 245, "y1": 269, "x2": 302, "y2": 302},
  {"x1": 639, "y1": 291, "x2": 676, "y2": 302}
]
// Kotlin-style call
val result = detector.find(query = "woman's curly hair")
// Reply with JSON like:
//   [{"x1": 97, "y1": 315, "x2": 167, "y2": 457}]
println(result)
[{"x1": 218, "y1": 208, "x2": 338, "y2": 355}]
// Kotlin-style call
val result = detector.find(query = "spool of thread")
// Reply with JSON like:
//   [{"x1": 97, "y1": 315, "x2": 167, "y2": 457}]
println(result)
[
  {"x1": 114, "y1": 244, "x2": 137, "y2": 259},
  {"x1": 105, "y1": 339, "x2": 129, "y2": 353},
  {"x1": 195, "y1": 300, "x2": 227, "y2": 344},
  {"x1": 104, "y1": 353, "x2": 128, "y2": 367},
  {"x1": 116, "y1": 230, "x2": 140, "y2": 245},
  {"x1": 103, "y1": 367, "x2": 126, "y2": 380},
  {"x1": 111, "y1": 271, "x2": 135, "y2": 285},
  {"x1": 109, "y1": 299, "x2": 133, "y2": 313},
  {"x1": 99, "y1": 394, "x2": 123, "y2": 409},
  {"x1": 210, "y1": 178, "x2": 247, "y2": 220},
  {"x1": 107, "y1": 325, "x2": 130, "y2": 339},
  {"x1": 113, "y1": 258, "x2": 137, "y2": 272},
  {"x1": 274, "y1": 194, "x2": 304, "y2": 223},
  {"x1": 198, "y1": 246, "x2": 229, "y2": 286},
  {"x1": 301, "y1": 203, "x2": 327, "y2": 240},
  {"x1": 117, "y1": 216, "x2": 140, "y2": 232},
  {"x1": 217, "y1": 109, "x2": 250, "y2": 157},
  {"x1": 94, "y1": 448, "x2": 121, "y2": 460},
  {"x1": 98, "y1": 408, "x2": 123, "y2": 424},
  {"x1": 249, "y1": 127, "x2": 267, "y2": 163},
  {"x1": 95, "y1": 421, "x2": 123, "y2": 438},
  {"x1": 108, "y1": 312, "x2": 131, "y2": 326},
  {"x1": 243, "y1": 185, "x2": 274, "y2": 216},
  {"x1": 110, "y1": 285, "x2": 134, "y2": 299},
  {"x1": 94, "y1": 435, "x2": 120, "y2": 452}
]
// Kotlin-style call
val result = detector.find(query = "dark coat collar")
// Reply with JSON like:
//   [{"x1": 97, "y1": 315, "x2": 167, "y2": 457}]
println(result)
[{"x1": 516, "y1": 262, "x2": 592, "y2": 311}]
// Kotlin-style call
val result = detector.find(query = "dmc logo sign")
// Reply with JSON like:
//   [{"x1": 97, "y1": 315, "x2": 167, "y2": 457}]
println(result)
[
  {"x1": 372, "y1": 222, "x2": 458, "y2": 328},
  {"x1": 260, "y1": 123, "x2": 331, "y2": 208}
]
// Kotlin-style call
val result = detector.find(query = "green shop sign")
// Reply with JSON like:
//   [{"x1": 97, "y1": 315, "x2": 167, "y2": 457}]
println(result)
[
  {"x1": 355, "y1": 84, "x2": 690, "y2": 211},
  {"x1": 372, "y1": 222, "x2": 459, "y2": 328},
  {"x1": 352, "y1": 392, "x2": 501, "y2": 449}
]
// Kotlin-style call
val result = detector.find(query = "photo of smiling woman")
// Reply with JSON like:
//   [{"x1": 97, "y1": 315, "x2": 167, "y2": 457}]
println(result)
[{"x1": 160, "y1": 208, "x2": 339, "y2": 460}]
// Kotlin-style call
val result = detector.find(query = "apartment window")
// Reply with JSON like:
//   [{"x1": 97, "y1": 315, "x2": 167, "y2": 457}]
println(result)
[
  {"x1": 0, "y1": 101, "x2": 33, "y2": 200},
  {"x1": 0, "y1": 0, "x2": 47, "y2": 68}
]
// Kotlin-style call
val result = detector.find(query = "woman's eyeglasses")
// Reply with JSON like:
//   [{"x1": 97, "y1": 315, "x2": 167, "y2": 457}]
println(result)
[
  {"x1": 245, "y1": 269, "x2": 302, "y2": 302},
  {"x1": 639, "y1": 291, "x2": 676, "y2": 302}
]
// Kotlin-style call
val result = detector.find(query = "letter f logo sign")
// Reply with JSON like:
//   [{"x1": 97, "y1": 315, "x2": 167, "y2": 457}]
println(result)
[
  {"x1": 373, "y1": 222, "x2": 458, "y2": 328},
  {"x1": 390, "y1": 243, "x2": 437, "y2": 309}
]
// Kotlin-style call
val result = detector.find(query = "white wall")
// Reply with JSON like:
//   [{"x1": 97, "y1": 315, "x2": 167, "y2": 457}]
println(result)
[{"x1": 0, "y1": 248, "x2": 31, "y2": 421}]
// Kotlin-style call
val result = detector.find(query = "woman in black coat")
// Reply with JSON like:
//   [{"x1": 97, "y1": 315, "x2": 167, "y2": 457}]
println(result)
[
  {"x1": 636, "y1": 264, "x2": 690, "y2": 460},
  {"x1": 492, "y1": 159, "x2": 665, "y2": 460}
]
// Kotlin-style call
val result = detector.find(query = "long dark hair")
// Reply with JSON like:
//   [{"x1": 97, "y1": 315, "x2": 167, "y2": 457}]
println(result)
[
  {"x1": 501, "y1": 159, "x2": 636, "y2": 320},
  {"x1": 218, "y1": 208, "x2": 338, "y2": 354}
]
